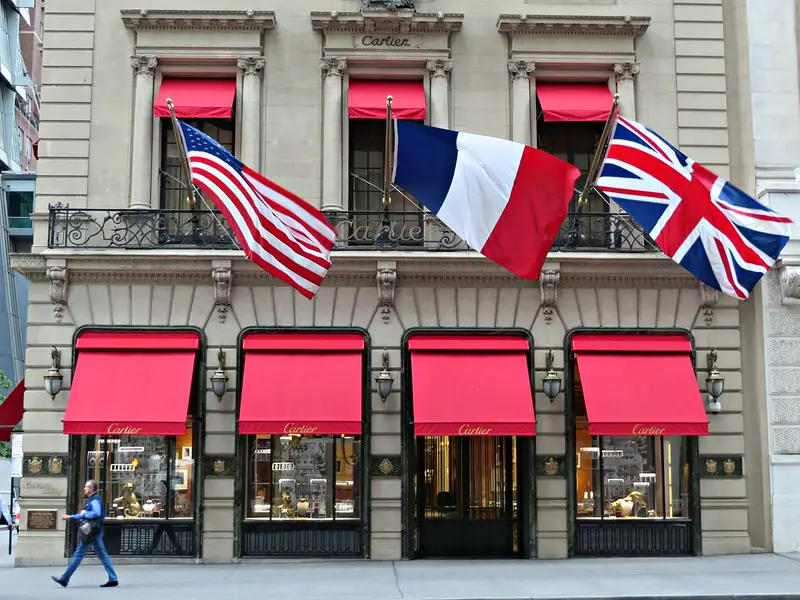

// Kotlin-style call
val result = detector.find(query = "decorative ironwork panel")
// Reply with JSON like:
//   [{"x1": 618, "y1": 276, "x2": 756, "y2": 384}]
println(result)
[
  {"x1": 575, "y1": 520, "x2": 693, "y2": 556},
  {"x1": 48, "y1": 205, "x2": 239, "y2": 250},
  {"x1": 93, "y1": 522, "x2": 196, "y2": 557},
  {"x1": 552, "y1": 212, "x2": 657, "y2": 252},
  {"x1": 47, "y1": 205, "x2": 656, "y2": 253},
  {"x1": 242, "y1": 521, "x2": 362, "y2": 557}
]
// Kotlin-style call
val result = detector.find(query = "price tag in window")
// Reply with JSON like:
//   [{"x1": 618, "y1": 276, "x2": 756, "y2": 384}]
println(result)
[{"x1": 272, "y1": 462, "x2": 295, "y2": 471}]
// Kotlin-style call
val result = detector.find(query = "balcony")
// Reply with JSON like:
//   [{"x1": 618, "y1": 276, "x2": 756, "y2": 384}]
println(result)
[{"x1": 46, "y1": 204, "x2": 657, "y2": 253}]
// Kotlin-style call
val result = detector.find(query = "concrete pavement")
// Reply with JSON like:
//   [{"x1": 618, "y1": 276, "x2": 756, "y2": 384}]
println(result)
[{"x1": 4, "y1": 552, "x2": 800, "y2": 600}]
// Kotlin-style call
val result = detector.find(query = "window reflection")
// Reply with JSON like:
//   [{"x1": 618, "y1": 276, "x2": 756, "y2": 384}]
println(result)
[
  {"x1": 247, "y1": 435, "x2": 361, "y2": 520},
  {"x1": 84, "y1": 422, "x2": 194, "y2": 520},
  {"x1": 573, "y1": 364, "x2": 692, "y2": 520}
]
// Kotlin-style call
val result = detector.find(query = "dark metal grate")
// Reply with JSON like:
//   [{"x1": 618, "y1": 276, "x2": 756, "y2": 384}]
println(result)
[
  {"x1": 242, "y1": 521, "x2": 362, "y2": 557},
  {"x1": 90, "y1": 522, "x2": 196, "y2": 557},
  {"x1": 575, "y1": 519, "x2": 693, "y2": 556}
]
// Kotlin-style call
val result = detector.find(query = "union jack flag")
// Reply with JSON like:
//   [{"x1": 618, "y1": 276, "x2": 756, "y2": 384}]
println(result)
[{"x1": 596, "y1": 117, "x2": 793, "y2": 299}]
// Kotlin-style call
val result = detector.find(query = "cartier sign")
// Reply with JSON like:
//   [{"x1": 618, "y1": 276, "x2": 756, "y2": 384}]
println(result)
[
  {"x1": 283, "y1": 423, "x2": 318, "y2": 435},
  {"x1": 458, "y1": 424, "x2": 492, "y2": 435},
  {"x1": 107, "y1": 424, "x2": 142, "y2": 435},
  {"x1": 354, "y1": 35, "x2": 419, "y2": 49},
  {"x1": 23, "y1": 479, "x2": 63, "y2": 496},
  {"x1": 631, "y1": 424, "x2": 666, "y2": 436}
]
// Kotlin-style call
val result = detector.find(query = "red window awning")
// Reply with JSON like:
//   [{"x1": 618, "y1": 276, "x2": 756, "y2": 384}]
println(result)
[
  {"x1": 536, "y1": 82, "x2": 613, "y2": 122},
  {"x1": 239, "y1": 333, "x2": 365, "y2": 435},
  {"x1": 572, "y1": 334, "x2": 708, "y2": 436},
  {"x1": 64, "y1": 332, "x2": 199, "y2": 436},
  {"x1": 409, "y1": 336, "x2": 535, "y2": 436},
  {"x1": 153, "y1": 78, "x2": 236, "y2": 119},
  {"x1": 0, "y1": 380, "x2": 24, "y2": 442},
  {"x1": 348, "y1": 80, "x2": 426, "y2": 120}
]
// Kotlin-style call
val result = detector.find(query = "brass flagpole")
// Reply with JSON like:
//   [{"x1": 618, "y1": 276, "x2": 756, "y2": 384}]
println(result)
[
  {"x1": 576, "y1": 93, "x2": 619, "y2": 213},
  {"x1": 165, "y1": 98, "x2": 197, "y2": 210},
  {"x1": 382, "y1": 95, "x2": 394, "y2": 211}
]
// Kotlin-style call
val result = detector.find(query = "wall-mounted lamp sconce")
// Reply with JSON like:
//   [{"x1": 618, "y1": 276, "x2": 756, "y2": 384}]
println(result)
[
  {"x1": 542, "y1": 349, "x2": 562, "y2": 403},
  {"x1": 210, "y1": 348, "x2": 229, "y2": 400},
  {"x1": 375, "y1": 349, "x2": 394, "y2": 403},
  {"x1": 706, "y1": 348, "x2": 725, "y2": 415},
  {"x1": 43, "y1": 346, "x2": 63, "y2": 399}
]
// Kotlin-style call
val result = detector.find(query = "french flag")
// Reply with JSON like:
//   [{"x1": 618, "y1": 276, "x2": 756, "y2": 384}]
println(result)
[{"x1": 392, "y1": 121, "x2": 580, "y2": 280}]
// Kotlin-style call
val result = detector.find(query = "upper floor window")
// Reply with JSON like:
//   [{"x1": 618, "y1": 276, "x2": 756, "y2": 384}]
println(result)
[
  {"x1": 535, "y1": 81, "x2": 618, "y2": 250},
  {"x1": 346, "y1": 79, "x2": 427, "y2": 248},
  {"x1": 160, "y1": 118, "x2": 235, "y2": 213}
]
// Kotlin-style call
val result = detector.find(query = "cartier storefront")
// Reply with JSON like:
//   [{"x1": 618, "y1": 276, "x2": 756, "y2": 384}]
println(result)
[{"x1": 63, "y1": 328, "x2": 206, "y2": 558}]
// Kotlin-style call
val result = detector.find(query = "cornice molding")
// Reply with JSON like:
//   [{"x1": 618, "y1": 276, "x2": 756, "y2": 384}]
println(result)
[
  {"x1": 11, "y1": 251, "x2": 697, "y2": 290},
  {"x1": 121, "y1": 9, "x2": 277, "y2": 31},
  {"x1": 497, "y1": 14, "x2": 650, "y2": 37},
  {"x1": 311, "y1": 10, "x2": 463, "y2": 34}
]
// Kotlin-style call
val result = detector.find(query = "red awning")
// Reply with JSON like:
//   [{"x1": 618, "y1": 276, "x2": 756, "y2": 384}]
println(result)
[
  {"x1": 409, "y1": 336, "x2": 535, "y2": 436},
  {"x1": 239, "y1": 333, "x2": 365, "y2": 435},
  {"x1": 572, "y1": 334, "x2": 707, "y2": 436},
  {"x1": 536, "y1": 82, "x2": 613, "y2": 122},
  {"x1": 348, "y1": 80, "x2": 426, "y2": 120},
  {"x1": 153, "y1": 78, "x2": 236, "y2": 119},
  {"x1": 0, "y1": 380, "x2": 24, "y2": 443},
  {"x1": 64, "y1": 332, "x2": 199, "y2": 436}
]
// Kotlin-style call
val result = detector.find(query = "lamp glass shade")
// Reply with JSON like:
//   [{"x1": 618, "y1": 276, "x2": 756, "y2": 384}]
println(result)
[
  {"x1": 376, "y1": 374, "x2": 394, "y2": 400},
  {"x1": 542, "y1": 373, "x2": 561, "y2": 400},
  {"x1": 43, "y1": 370, "x2": 63, "y2": 397},
  {"x1": 210, "y1": 371, "x2": 228, "y2": 399},
  {"x1": 707, "y1": 399, "x2": 722, "y2": 414},
  {"x1": 706, "y1": 375, "x2": 724, "y2": 399}
]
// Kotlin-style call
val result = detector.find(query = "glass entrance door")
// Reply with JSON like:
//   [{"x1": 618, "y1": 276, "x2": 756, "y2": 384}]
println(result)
[{"x1": 413, "y1": 435, "x2": 521, "y2": 558}]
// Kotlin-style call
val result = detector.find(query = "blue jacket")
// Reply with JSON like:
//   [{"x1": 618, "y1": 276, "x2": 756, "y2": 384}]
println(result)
[{"x1": 69, "y1": 493, "x2": 104, "y2": 532}]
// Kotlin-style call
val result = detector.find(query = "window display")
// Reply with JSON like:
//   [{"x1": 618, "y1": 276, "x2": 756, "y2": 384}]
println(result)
[
  {"x1": 84, "y1": 422, "x2": 195, "y2": 520},
  {"x1": 246, "y1": 434, "x2": 361, "y2": 520},
  {"x1": 573, "y1": 368, "x2": 691, "y2": 521}
]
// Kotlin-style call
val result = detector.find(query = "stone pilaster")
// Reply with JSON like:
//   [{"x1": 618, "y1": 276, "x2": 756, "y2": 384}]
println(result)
[
  {"x1": 129, "y1": 55, "x2": 158, "y2": 209},
  {"x1": 320, "y1": 58, "x2": 347, "y2": 211},
  {"x1": 237, "y1": 57, "x2": 265, "y2": 168},
  {"x1": 508, "y1": 60, "x2": 535, "y2": 146}
]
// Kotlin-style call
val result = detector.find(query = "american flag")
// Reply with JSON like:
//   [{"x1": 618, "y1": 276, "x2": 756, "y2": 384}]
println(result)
[
  {"x1": 596, "y1": 117, "x2": 793, "y2": 299},
  {"x1": 178, "y1": 121, "x2": 337, "y2": 298}
]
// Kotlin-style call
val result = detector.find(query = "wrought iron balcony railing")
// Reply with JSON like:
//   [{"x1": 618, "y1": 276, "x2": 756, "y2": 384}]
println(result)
[{"x1": 46, "y1": 204, "x2": 658, "y2": 253}]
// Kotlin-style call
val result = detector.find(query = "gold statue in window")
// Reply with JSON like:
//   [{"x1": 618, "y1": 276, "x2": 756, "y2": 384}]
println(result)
[
  {"x1": 112, "y1": 482, "x2": 142, "y2": 518},
  {"x1": 609, "y1": 490, "x2": 646, "y2": 518}
]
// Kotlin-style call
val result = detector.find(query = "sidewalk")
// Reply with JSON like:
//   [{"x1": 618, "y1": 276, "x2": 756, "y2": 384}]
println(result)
[{"x1": 4, "y1": 553, "x2": 800, "y2": 600}]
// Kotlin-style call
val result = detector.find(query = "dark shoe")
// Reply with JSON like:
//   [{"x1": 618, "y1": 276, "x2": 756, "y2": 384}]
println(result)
[
  {"x1": 100, "y1": 580, "x2": 119, "y2": 588},
  {"x1": 51, "y1": 576, "x2": 67, "y2": 588}
]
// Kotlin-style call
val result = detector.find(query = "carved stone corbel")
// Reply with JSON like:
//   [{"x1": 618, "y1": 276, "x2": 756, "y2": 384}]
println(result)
[
  {"x1": 539, "y1": 269, "x2": 559, "y2": 325},
  {"x1": 212, "y1": 267, "x2": 232, "y2": 322},
  {"x1": 237, "y1": 56, "x2": 265, "y2": 78},
  {"x1": 47, "y1": 266, "x2": 68, "y2": 323},
  {"x1": 699, "y1": 282, "x2": 719, "y2": 326},
  {"x1": 613, "y1": 62, "x2": 640, "y2": 82},
  {"x1": 377, "y1": 267, "x2": 397, "y2": 324},
  {"x1": 780, "y1": 265, "x2": 800, "y2": 305}
]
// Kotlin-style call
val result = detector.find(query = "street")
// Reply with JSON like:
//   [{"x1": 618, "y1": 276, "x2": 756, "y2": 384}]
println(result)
[{"x1": 3, "y1": 553, "x2": 800, "y2": 600}]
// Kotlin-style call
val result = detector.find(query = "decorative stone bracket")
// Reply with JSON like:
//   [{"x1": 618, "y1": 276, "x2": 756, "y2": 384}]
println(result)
[
  {"x1": 377, "y1": 265, "x2": 397, "y2": 324},
  {"x1": 699, "y1": 282, "x2": 719, "y2": 326},
  {"x1": 539, "y1": 269, "x2": 559, "y2": 325},
  {"x1": 47, "y1": 266, "x2": 68, "y2": 323},
  {"x1": 780, "y1": 264, "x2": 800, "y2": 305},
  {"x1": 212, "y1": 265, "x2": 232, "y2": 322}
]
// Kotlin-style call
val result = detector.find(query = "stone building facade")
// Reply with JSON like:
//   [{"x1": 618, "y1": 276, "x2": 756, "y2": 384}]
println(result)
[
  {"x1": 723, "y1": 0, "x2": 800, "y2": 554},
  {"x1": 10, "y1": 0, "x2": 760, "y2": 565}
]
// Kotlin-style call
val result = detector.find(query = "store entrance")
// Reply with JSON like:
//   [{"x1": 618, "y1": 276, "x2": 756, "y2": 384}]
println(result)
[{"x1": 413, "y1": 435, "x2": 523, "y2": 558}]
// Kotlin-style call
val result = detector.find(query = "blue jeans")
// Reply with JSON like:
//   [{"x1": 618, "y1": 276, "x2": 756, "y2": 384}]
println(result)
[{"x1": 62, "y1": 535, "x2": 118, "y2": 583}]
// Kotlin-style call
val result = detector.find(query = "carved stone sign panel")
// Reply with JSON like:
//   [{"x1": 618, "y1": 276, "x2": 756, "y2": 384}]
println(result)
[{"x1": 353, "y1": 34, "x2": 421, "y2": 49}]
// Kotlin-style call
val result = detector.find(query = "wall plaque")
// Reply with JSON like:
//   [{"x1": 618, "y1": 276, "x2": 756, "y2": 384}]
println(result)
[{"x1": 27, "y1": 510, "x2": 57, "y2": 531}]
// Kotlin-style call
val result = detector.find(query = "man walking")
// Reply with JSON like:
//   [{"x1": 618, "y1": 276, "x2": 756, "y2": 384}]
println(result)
[{"x1": 52, "y1": 480, "x2": 119, "y2": 588}]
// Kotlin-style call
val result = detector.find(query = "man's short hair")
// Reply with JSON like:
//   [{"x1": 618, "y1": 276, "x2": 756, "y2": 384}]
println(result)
[{"x1": 85, "y1": 480, "x2": 98, "y2": 492}]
